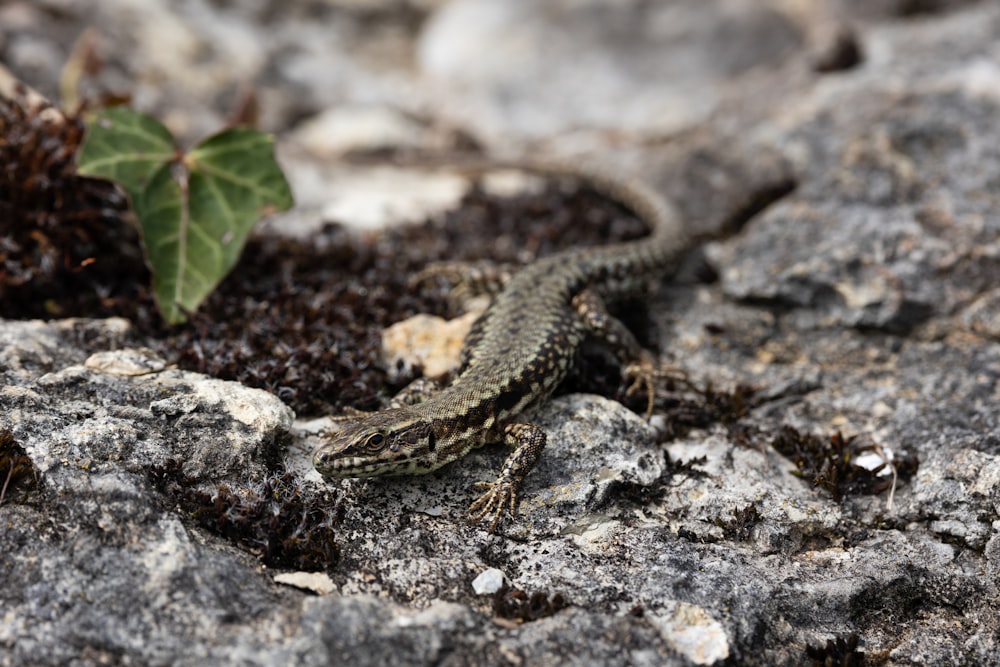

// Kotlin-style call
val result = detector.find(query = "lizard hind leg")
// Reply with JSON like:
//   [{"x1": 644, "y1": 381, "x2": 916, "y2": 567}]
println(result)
[
  {"x1": 410, "y1": 260, "x2": 513, "y2": 314},
  {"x1": 572, "y1": 288, "x2": 662, "y2": 419}
]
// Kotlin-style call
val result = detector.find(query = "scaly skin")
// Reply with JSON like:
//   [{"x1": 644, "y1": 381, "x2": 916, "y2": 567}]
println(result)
[{"x1": 313, "y1": 164, "x2": 690, "y2": 532}]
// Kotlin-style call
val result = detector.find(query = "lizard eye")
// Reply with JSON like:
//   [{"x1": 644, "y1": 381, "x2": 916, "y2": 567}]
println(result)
[{"x1": 363, "y1": 432, "x2": 386, "y2": 451}]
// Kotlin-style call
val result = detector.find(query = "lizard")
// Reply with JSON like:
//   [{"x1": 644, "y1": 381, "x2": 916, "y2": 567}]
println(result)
[{"x1": 312, "y1": 161, "x2": 691, "y2": 532}]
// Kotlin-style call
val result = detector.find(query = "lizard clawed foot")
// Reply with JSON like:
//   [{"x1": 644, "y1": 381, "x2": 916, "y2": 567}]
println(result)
[
  {"x1": 466, "y1": 422, "x2": 545, "y2": 533},
  {"x1": 466, "y1": 480, "x2": 520, "y2": 533},
  {"x1": 624, "y1": 351, "x2": 659, "y2": 419}
]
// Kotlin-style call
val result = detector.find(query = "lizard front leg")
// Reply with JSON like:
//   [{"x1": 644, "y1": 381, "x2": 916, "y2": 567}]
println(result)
[{"x1": 466, "y1": 422, "x2": 546, "y2": 533}]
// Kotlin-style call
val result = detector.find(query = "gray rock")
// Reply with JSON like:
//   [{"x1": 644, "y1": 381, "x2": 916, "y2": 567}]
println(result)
[{"x1": 416, "y1": 0, "x2": 803, "y2": 141}]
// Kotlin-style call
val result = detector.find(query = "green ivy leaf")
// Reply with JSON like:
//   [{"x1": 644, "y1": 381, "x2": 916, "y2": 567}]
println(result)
[
  {"x1": 78, "y1": 109, "x2": 294, "y2": 324},
  {"x1": 146, "y1": 128, "x2": 293, "y2": 324},
  {"x1": 77, "y1": 107, "x2": 176, "y2": 201}
]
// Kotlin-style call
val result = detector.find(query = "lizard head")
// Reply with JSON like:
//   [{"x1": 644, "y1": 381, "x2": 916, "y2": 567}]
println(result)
[{"x1": 313, "y1": 409, "x2": 439, "y2": 479}]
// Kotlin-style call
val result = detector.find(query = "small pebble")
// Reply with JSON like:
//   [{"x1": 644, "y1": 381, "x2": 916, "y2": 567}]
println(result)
[{"x1": 471, "y1": 568, "x2": 508, "y2": 595}]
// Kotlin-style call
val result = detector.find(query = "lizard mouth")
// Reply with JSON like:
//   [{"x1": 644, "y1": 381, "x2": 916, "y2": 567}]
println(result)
[
  {"x1": 315, "y1": 449, "x2": 447, "y2": 479},
  {"x1": 314, "y1": 447, "x2": 427, "y2": 478},
  {"x1": 315, "y1": 455, "x2": 391, "y2": 478}
]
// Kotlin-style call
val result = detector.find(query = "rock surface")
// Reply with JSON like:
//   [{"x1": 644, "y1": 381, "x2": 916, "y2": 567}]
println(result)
[{"x1": 3, "y1": 1, "x2": 1000, "y2": 666}]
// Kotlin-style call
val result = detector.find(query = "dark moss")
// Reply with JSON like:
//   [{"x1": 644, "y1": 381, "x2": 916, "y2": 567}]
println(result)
[
  {"x1": 770, "y1": 426, "x2": 918, "y2": 502},
  {"x1": 713, "y1": 504, "x2": 763, "y2": 542},
  {"x1": 605, "y1": 451, "x2": 709, "y2": 513},
  {"x1": 492, "y1": 582, "x2": 568, "y2": 623},
  {"x1": 0, "y1": 94, "x2": 142, "y2": 320},
  {"x1": 150, "y1": 461, "x2": 342, "y2": 570},
  {"x1": 655, "y1": 379, "x2": 758, "y2": 442}
]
